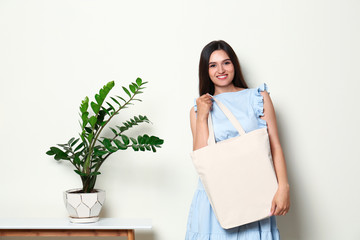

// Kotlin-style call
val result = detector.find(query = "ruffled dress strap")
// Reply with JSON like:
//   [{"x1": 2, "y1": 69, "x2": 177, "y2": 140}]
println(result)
[
  {"x1": 252, "y1": 82, "x2": 270, "y2": 129},
  {"x1": 193, "y1": 98, "x2": 199, "y2": 118},
  {"x1": 193, "y1": 98, "x2": 197, "y2": 112}
]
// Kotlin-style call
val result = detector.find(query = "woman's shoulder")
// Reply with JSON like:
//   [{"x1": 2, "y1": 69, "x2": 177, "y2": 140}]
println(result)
[
  {"x1": 230, "y1": 82, "x2": 269, "y2": 95},
  {"x1": 191, "y1": 82, "x2": 270, "y2": 109},
  {"x1": 254, "y1": 82, "x2": 269, "y2": 94}
]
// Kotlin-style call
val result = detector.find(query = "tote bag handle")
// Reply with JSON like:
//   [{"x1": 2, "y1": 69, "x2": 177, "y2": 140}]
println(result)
[{"x1": 208, "y1": 96, "x2": 246, "y2": 145}]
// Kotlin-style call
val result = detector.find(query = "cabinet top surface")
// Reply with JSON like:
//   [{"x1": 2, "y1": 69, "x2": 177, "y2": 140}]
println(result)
[{"x1": 0, "y1": 218, "x2": 152, "y2": 229}]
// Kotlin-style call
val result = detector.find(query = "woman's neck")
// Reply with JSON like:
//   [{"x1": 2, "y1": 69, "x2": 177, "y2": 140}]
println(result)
[{"x1": 214, "y1": 84, "x2": 242, "y2": 96}]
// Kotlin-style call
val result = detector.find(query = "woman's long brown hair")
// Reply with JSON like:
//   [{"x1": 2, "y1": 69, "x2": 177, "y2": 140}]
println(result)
[{"x1": 199, "y1": 40, "x2": 248, "y2": 95}]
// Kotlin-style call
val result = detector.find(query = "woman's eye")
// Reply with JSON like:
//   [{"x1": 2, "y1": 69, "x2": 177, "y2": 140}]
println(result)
[
  {"x1": 224, "y1": 61, "x2": 231, "y2": 65},
  {"x1": 209, "y1": 64, "x2": 216, "y2": 68}
]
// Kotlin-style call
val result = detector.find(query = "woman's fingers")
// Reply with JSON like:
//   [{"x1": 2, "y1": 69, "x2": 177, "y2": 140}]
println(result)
[
  {"x1": 275, "y1": 204, "x2": 289, "y2": 216},
  {"x1": 195, "y1": 93, "x2": 213, "y2": 118},
  {"x1": 197, "y1": 94, "x2": 213, "y2": 106}
]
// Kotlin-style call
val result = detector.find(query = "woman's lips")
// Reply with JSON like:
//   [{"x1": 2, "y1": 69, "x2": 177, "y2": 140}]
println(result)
[{"x1": 217, "y1": 74, "x2": 228, "y2": 80}]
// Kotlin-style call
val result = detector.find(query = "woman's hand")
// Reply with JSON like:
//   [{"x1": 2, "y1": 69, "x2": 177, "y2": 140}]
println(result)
[
  {"x1": 270, "y1": 185, "x2": 290, "y2": 216},
  {"x1": 196, "y1": 93, "x2": 213, "y2": 120}
]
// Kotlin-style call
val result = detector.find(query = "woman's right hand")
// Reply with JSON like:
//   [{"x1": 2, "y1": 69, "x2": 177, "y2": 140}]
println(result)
[{"x1": 196, "y1": 93, "x2": 213, "y2": 120}]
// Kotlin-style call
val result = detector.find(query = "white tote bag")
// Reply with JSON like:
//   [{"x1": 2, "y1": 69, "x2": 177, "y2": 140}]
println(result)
[{"x1": 190, "y1": 96, "x2": 278, "y2": 229}]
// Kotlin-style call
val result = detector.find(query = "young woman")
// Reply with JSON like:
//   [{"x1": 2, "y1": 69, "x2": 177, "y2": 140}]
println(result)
[{"x1": 186, "y1": 40, "x2": 290, "y2": 239}]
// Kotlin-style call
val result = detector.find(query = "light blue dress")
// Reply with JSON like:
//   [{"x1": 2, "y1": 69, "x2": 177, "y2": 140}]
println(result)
[{"x1": 186, "y1": 83, "x2": 280, "y2": 240}]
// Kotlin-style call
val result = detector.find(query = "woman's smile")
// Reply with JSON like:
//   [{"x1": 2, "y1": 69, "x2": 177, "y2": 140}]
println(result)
[{"x1": 217, "y1": 74, "x2": 228, "y2": 80}]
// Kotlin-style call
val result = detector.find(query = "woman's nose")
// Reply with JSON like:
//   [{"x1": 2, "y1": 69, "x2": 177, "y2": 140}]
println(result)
[{"x1": 217, "y1": 65, "x2": 225, "y2": 73}]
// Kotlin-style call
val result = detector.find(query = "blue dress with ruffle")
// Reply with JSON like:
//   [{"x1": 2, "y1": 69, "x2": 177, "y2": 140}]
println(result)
[{"x1": 186, "y1": 83, "x2": 280, "y2": 240}]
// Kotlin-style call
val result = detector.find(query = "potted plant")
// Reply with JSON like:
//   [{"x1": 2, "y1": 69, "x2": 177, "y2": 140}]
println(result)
[{"x1": 46, "y1": 78, "x2": 164, "y2": 223}]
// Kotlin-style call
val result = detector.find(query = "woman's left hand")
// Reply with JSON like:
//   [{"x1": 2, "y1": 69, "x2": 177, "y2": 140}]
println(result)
[{"x1": 270, "y1": 185, "x2": 290, "y2": 216}]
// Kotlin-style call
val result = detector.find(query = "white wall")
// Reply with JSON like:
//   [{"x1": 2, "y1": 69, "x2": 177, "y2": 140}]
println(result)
[{"x1": 1, "y1": 0, "x2": 359, "y2": 239}]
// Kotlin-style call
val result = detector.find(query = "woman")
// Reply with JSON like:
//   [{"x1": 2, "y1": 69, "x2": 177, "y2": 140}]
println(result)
[{"x1": 186, "y1": 40, "x2": 290, "y2": 239}]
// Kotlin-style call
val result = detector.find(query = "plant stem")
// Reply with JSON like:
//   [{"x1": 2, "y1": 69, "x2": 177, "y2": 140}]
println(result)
[{"x1": 84, "y1": 89, "x2": 141, "y2": 174}]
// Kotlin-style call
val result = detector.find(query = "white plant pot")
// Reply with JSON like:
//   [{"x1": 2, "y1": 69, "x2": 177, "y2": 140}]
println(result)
[{"x1": 63, "y1": 188, "x2": 106, "y2": 223}]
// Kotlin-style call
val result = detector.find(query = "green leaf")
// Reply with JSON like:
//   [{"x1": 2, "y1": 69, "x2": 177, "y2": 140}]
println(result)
[
  {"x1": 95, "y1": 94, "x2": 102, "y2": 105},
  {"x1": 129, "y1": 84, "x2": 136, "y2": 93},
  {"x1": 156, "y1": 138, "x2": 164, "y2": 145},
  {"x1": 98, "y1": 81, "x2": 114, "y2": 100},
  {"x1": 81, "y1": 112, "x2": 89, "y2": 127},
  {"x1": 149, "y1": 136, "x2": 156, "y2": 144},
  {"x1": 108, "y1": 146, "x2": 118, "y2": 152},
  {"x1": 74, "y1": 142, "x2": 84, "y2": 152},
  {"x1": 103, "y1": 138, "x2": 112, "y2": 148},
  {"x1": 145, "y1": 144, "x2": 151, "y2": 151},
  {"x1": 88, "y1": 133, "x2": 94, "y2": 143},
  {"x1": 132, "y1": 82, "x2": 138, "y2": 89},
  {"x1": 117, "y1": 126, "x2": 127, "y2": 132},
  {"x1": 116, "y1": 95, "x2": 126, "y2": 102},
  {"x1": 91, "y1": 102, "x2": 100, "y2": 114},
  {"x1": 50, "y1": 147, "x2": 69, "y2": 160},
  {"x1": 101, "y1": 106, "x2": 111, "y2": 116},
  {"x1": 121, "y1": 135, "x2": 129, "y2": 145},
  {"x1": 68, "y1": 137, "x2": 75, "y2": 145},
  {"x1": 138, "y1": 135, "x2": 144, "y2": 144},
  {"x1": 97, "y1": 110, "x2": 106, "y2": 125},
  {"x1": 70, "y1": 138, "x2": 80, "y2": 147},
  {"x1": 90, "y1": 171, "x2": 101, "y2": 176},
  {"x1": 99, "y1": 88, "x2": 106, "y2": 99},
  {"x1": 80, "y1": 96, "x2": 89, "y2": 114},
  {"x1": 139, "y1": 115, "x2": 150, "y2": 122},
  {"x1": 114, "y1": 139, "x2": 128, "y2": 150},
  {"x1": 122, "y1": 86, "x2": 131, "y2": 98},
  {"x1": 85, "y1": 127, "x2": 92, "y2": 133},
  {"x1": 46, "y1": 150, "x2": 55, "y2": 155},
  {"x1": 93, "y1": 148, "x2": 108, "y2": 156},
  {"x1": 107, "y1": 81, "x2": 115, "y2": 90},
  {"x1": 139, "y1": 145, "x2": 145, "y2": 151},
  {"x1": 80, "y1": 131, "x2": 86, "y2": 142},
  {"x1": 110, "y1": 97, "x2": 121, "y2": 106},
  {"x1": 74, "y1": 154, "x2": 81, "y2": 165},
  {"x1": 89, "y1": 116, "x2": 97, "y2": 128},
  {"x1": 130, "y1": 137, "x2": 137, "y2": 144},
  {"x1": 103, "y1": 138, "x2": 117, "y2": 152},
  {"x1": 151, "y1": 145, "x2": 156, "y2": 152},
  {"x1": 132, "y1": 144, "x2": 139, "y2": 151},
  {"x1": 106, "y1": 102, "x2": 116, "y2": 112},
  {"x1": 136, "y1": 77, "x2": 142, "y2": 86},
  {"x1": 143, "y1": 134, "x2": 149, "y2": 144},
  {"x1": 74, "y1": 170, "x2": 87, "y2": 176},
  {"x1": 110, "y1": 127, "x2": 118, "y2": 135}
]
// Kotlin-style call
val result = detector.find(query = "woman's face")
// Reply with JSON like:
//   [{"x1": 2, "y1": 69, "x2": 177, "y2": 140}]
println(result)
[{"x1": 208, "y1": 50, "x2": 235, "y2": 88}]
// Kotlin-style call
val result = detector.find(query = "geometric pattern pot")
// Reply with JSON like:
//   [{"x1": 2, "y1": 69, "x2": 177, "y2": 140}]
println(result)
[{"x1": 63, "y1": 189, "x2": 106, "y2": 223}]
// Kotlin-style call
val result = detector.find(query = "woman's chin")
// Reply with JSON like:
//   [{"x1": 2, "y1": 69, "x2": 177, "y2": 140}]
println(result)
[{"x1": 213, "y1": 81, "x2": 233, "y2": 88}]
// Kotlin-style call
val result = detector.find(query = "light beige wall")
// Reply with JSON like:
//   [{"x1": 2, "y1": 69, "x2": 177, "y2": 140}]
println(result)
[{"x1": 1, "y1": 0, "x2": 359, "y2": 239}]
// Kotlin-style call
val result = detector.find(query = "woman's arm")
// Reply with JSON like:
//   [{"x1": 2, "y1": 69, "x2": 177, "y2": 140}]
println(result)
[
  {"x1": 190, "y1": 106, "x2": 207, "y2": 151},
  {"x1": 260, "y1": 90, "x2": 290, "y2": 216},
  {"x1": 190, "y1": 94, "x2": 213, "y2": 151}
]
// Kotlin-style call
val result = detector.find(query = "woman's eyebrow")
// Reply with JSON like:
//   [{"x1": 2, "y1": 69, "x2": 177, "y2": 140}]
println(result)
[{"x1": 209, "y1": 59, "x2": 231, "y2": 65}]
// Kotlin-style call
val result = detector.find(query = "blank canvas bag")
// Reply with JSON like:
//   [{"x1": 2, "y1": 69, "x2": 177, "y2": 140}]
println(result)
[{"x1": 190, "y1": 96, "x2": 278, "y2": 229}]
